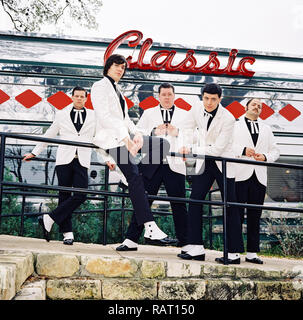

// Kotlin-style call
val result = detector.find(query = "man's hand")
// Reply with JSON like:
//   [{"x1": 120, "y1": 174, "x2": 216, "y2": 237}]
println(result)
[
  {"x1": 154, "y1": 124, "x2": 167, "y2": 136},
  {"x1": 254, "y1": 153, "x2": 266, "y2": 161},
  {"x1": 133, "y1": 132, "x2": 144, "y2": 150},
  {"x1": 123, "y1": 137, "x2": 140, "y2": 157},
  {"x1": 245, "y1": 147, "x2": 256, "y2": 157},
  {"x1": 179, "y1": 146, "x2": 191, "y2": 161},
  {"x1": 106, "y1": 161, "x2": 116, "y2": 170},
  {"x1": 22, "y1": 153, "x2": 35, "y2": 162},
  {"x1": 166, "y1": 124, "x2": 179, "y2": 137}
]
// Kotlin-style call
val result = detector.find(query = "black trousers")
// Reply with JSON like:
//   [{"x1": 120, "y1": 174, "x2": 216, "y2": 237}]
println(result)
[
  {"x1": 107, "y1": 135, "x2": 170, "y2": 226},
  {"x1": 187, "y1": 159, "x2": 244, "y2": 253},
  {"x1": 235, "y1": 171, "x2": 266, "y2": 253},
  {"x1": 125, "y1": 163, "x2": 188, "y2": 245},
  {"x1": 49, "y1": 158, "x2": 88, "y2": 233}
]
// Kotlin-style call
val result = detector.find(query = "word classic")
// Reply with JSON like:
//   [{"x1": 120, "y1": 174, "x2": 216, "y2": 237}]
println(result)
[{"x1": 104, "y1": 30, "x2": 256, "y2": 77}]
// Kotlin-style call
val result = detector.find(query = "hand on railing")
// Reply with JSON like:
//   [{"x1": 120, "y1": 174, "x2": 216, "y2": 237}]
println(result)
[
  {"x1": 106, "y1": 161, "x2": 116, "y2": 171},
  {"x1": 178, "y1": 146, "x2": 191, "y2": 161},
  {"x1": 22, "y1": 153, "x2": 36, "y2": 162}
]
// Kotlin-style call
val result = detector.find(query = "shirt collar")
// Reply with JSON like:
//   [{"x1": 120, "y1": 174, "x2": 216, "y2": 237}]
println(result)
[
  {"x1": 160, "y1": 105, "x2": 175, "y2": 111},
  {"x1": 204, "y1": 105, "x2": 218, "y2": 117},
  {"x1": 105, "y1": 75, "x2": 117, "y2": 87}
]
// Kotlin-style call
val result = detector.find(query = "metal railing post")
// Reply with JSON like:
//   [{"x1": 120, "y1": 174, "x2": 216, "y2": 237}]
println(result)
[
  {"x1": 0, "y1": 133, "x2": 6, "y2": 226},
  {"x1": 222, "y1": 159, "x2": 228, "y2": 265},
  {"x1": 120, "y1": 186, "x2": 126, "y2": 242},
  {"x1": 208, "y1": 191, "x2": 213, "y2": 250},
  {"x1": 20, "y1": 194, "x2": 26, "y2": 236},
  {"x1": 103, "y1": 165, "x2": 109, "y2": 245}
]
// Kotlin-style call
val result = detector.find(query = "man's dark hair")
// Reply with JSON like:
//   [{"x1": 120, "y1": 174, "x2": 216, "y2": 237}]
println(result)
[
  {"x1": 103, "y1": 54, "x2": 127, "y2": 77},
  {"x1": 246, "y1": 98, "x2": 261, "y2": 107},
  {"x1": 72, "y1": 86, "x2": 87, "y2": 97},
  {"x1": 158, "y1": 82, "x2": 175, "y2": 94},
  {"x1": 202, "y1": 83, "x2": 222, "y2": 98}
]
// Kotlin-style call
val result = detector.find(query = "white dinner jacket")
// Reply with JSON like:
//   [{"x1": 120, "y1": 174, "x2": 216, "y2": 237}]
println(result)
[
  {"x1": 136, "y1": 104, "x2": 196, "y2": 175},
  {"x1": 91, "y1": 77, "x2": 143, "y2": 151},
  {"x1": 189, "y1": 102, "x2": 236, "y2": 178},
  {"x1": 32, "y1": 104, "x2": 96, "y2": 169},
  {"x1": 233, "y1": 116, "x2": 280, "y2": 186}
]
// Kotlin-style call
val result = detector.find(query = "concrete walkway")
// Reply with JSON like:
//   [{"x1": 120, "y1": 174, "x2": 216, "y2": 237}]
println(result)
[{"x1": 1, "y1": 234, "x2": 302, "y2": 274}]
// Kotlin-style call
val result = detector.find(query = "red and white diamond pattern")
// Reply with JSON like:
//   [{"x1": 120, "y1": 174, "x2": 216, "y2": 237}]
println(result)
[{"x1": 0, "y1": 88, "x2": 301, "y2": 121}]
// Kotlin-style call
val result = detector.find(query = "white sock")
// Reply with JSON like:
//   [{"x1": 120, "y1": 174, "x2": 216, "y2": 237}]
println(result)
[
  {"x1": 144, "y1": 221, "x2": 167, "y2": 240},
  {"x1": 43, "y1": 214, "x2": 54, "y2": 232},
  {"x1": 187, "y1": 245, "x2": 205, "y2": 256},
  {"x1": 228, "y1": 253, "x2": 240, "y2": 260},
  {"x1": 63, "y1": 232, "x2": 74, "y2": 240},
  {"x1": 122, "y1": 239, "x2": 138, "y2": 248},
  {"x1": 247, "y1": 252, "x2": 258, "y2": 259},
  {"x1": 181, "y1": 244, "x2": 194, "y2": 252}
]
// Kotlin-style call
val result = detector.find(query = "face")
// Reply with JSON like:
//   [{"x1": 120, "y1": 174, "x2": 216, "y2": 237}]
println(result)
[
  {"x1": 246, "y1": 99, "x2": 262, "y2": 118},
  {"x1": 202, "y1": 92, "x2": 222, "y2": 112},
  {"x1": 72, "y1": 90, "x2": 87, "y2": 109},
  {"x1": 107, "y1": 62, "x2": 126, "y2": 82},
  {"x1": 159, "y1": 87, "x2": 175, "y2": 109}
]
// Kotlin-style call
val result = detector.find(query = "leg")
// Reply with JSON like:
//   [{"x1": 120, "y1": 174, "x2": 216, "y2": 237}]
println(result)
[
  {"x1": 49, "y1": 159, "x2": 88, "y2": 230},
  {"x1": 162, "y1": 165, "x2": 188, "y2": 246},
  {"x1": 213, "y1": 162, "x2": 244, "y2": 254},
  {"x1": 187, "y1": 164, "x2": 215, "y2": 245},
  {"x1": 246, "y1": 173, "x2": 266, "y2": 253},
  {"x1": 235, "y1": 179, "x2": 250, "y2": 232},
  {"x1": 124, "y1": 165, "x2": 163, "y2": 242},
  {"x1": 56, "y1": 164, "x2": 73, "y2": 205}
]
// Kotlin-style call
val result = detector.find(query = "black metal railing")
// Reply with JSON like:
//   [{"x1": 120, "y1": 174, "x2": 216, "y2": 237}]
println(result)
[{"x1": 1, "y1": 132, "x2": 303, "y2": 265}]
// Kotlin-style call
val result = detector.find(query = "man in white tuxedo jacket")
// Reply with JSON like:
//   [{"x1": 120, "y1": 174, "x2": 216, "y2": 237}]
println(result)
[
  {"x1": 233, "y1": 98, "x2": 280, "y2": 264},
  {"x1": 23, "y1": 87, "x2": 95, "y2": 245},
  {"x1": 116, "y1": 82, "x2": 196, "y2": 252},
  {"x1": 178, "y1": 83, "x2": 244, "y2": 264},
  {"x1": 91, "y1": 54, "x2": 174, "y2": 247}
]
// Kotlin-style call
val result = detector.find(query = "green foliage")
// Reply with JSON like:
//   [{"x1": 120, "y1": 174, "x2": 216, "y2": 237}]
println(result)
[{"x1": 265, "y1": 216, "x2": 303, "y2": 257}]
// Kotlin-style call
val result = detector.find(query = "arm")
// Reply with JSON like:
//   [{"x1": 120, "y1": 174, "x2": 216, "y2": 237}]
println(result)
[
  {"x1": 261, "y1": 128, "x2": 280, "y2": 162},
  {"x1": 24, "y1": 115, "x2": 61, "y2": 160},
  {"x1": 91, "y1": 81, "x2": 129, "y2": 143},
  {"x1": 206, "y1": 115, "x2": 235, "y2": 156}
]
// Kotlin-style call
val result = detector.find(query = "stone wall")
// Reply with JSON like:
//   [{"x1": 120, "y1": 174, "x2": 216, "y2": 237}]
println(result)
[{"x1": 1, "y1": 249, "x2": 303, "y2": 300}]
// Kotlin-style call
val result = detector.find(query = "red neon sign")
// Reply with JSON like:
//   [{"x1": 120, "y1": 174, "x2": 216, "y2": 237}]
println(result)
[{"x1": 104, "y1": 30, "x2": 256, "y2": 77}]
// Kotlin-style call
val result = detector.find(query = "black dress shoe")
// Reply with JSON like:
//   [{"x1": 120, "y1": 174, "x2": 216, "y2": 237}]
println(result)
[
  {"x1": 215, "y1": 257, "x2": 241, "y2": 265},
  {"x1": 178, "y1": 253, "x2": 205, "y2": 261},
  {"x1": 116, "y1": 244, "x2": 138, "y2": 251},
  {"x1": 38, "y1": 215, "x2": 50, "y2": 242},
  {"x1": 63, "y1": 239, "x2": 74, "y2": 245},
  {"x1": 245, "y1": 257, "x2": 263, "y2": 264},
  {"x1": 144, "y1": 236, "x2": 178, "y2": 246}
]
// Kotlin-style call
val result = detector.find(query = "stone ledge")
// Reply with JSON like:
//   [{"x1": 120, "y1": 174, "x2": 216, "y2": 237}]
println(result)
[
  {"x1": 0, "y1": 235, "x2": 303, "y2": 300},
  {"x1": 0, "y1": 251, "x2": 34, "y2": 300}
]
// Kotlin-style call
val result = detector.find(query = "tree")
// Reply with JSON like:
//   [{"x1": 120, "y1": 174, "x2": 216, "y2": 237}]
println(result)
[{"x1": 1, "y1": 0, "x2": 102, "y2": 32}]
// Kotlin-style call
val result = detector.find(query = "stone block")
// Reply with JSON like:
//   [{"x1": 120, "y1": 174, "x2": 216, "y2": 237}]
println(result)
[
  {"x1": 205, "y1": 280, "x2": 256, "y2": 300},
  {"x1": 81, "y1": 256, "x2": 138, "y2": 277},
  {"x1": 0, "y1": 264, "x2": 16, "y2": 300},
  {"x1": 140, "y1": 260, "x2": 166, "y2": 279},
  {"x1": 36, "y1": 254, "x2": 79, "y2": 277},
  {"x1": 256, "y1": 281, "x2": 302, "y2": 300},
  {"x1": 0, "y1": 252, "x2": 34, "y2": 291},
  {"x1": 203, "y1": 264, "x2": 236, "y2": 279},
  {"x1": 102, "y1": 279, "x2": 157, "y2": 300},
  {"x1": 46, "y1": 279, "x2": 101, "y2": 300},
  {"x1": 167, "y1": 261, "x2": 201, "y2": 278},
  {"x1": 158, "y1": 280, "x2": 206, "y2": 300},
  {"x1": 14, "y1": 280, "x2": 46, "y2": 300}
]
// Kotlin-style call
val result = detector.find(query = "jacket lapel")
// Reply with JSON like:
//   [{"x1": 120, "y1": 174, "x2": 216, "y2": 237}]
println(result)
[
  {"x1": 239, "y1": 116, "x2": 254, "y2": 147},
  {"x1": 104, "y1": 77, "x2": 124, "y2": 118},
  {"x1": 64, "y1": 104, "x2": 78, "y2": 134}
]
